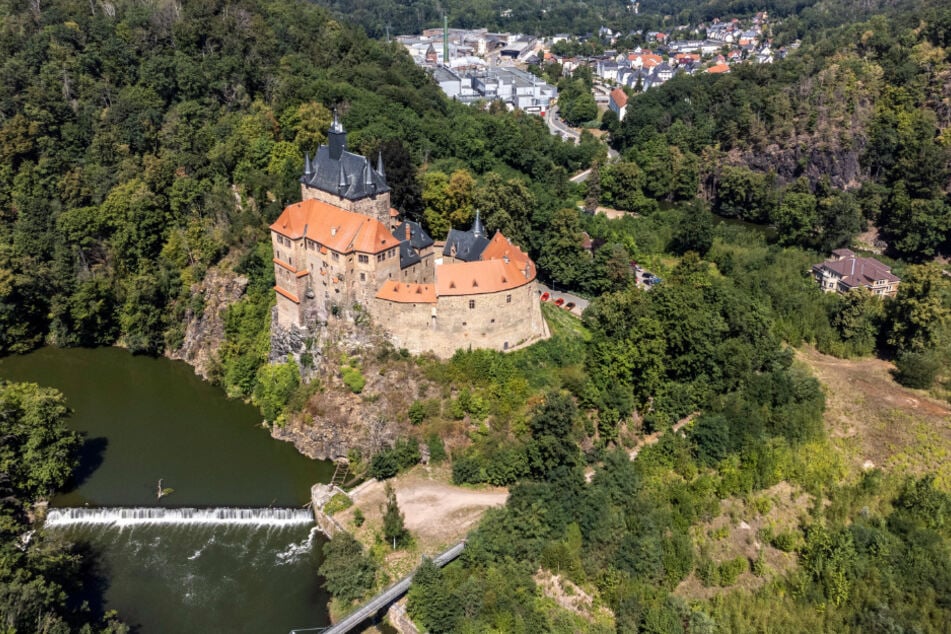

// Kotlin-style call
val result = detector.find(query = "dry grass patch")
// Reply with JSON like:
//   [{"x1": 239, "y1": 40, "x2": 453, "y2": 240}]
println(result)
[
  {"x1": 676, "y1": 482, "x2": 808, "y2": 600},
  {"x1": 797, "y1": 346, "x2": 951, "y2": 489},
  {"x1": 534, "y1": 569, "x2": 615, "y2": 629}
]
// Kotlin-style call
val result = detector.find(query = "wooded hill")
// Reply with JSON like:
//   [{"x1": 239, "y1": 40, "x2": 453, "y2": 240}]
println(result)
[
  {"x1": 1, "y1": 0, "x2": 950, "y2": 632},
  {"x1": 602, "y1": 0, "x2": 951, "y2": 261}
]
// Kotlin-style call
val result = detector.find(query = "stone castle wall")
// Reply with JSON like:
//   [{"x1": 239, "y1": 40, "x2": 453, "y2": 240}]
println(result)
[
  {"x1": 301, "y1": 184, "x2": 390, "y2": 225},
  {"x1": 371, "y1": 278, "x2": 549, "y2": 357}
]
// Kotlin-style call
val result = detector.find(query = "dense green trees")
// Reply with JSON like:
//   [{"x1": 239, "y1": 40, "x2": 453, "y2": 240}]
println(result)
[
  {"x1": 0, "y1": 382, "x2": 126, "y2": 632},
  {"x1": 0, "y1": 0, "x2": 596, "y2": 418},
  {"x1": 600, "y1": 7, "x2": 951, "y2": 262},
  {"x1": 319, "y1": 532, "x2": 377, "y2": 605}
]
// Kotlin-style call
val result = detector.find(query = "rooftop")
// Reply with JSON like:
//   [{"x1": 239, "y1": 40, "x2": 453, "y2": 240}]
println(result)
[{"x1": 271, "y1": 199, "x2": 400, "y2": 255}]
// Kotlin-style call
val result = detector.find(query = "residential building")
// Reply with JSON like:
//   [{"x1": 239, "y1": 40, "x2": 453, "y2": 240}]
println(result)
[{"x1": 812, "y1": 249, "x2": 901, "y2": 297}]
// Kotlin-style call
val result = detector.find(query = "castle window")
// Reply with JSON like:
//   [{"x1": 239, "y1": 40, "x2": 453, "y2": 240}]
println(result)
[
  {"x1": 360, "y1": 273, "x2": 365, "y2": 281},
  {"x1": 506, "y1": 294, "x2": 512, "y2": 303},
  {"x1": 359, "y1": 254, "x2": 369, "y2": 264},
  {"x1": 332, "y1": 252, "x2": 339, "y2": 261},
  {"x1": 469, "y1": 300, "x2": 475, "y2": 309}
]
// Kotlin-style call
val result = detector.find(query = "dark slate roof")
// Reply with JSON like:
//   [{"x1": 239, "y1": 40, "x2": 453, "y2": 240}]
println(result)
[
  {"x1": 301, "y1": 147, "x2": 390, "y2": 201},
  {"x1": 300, "y1": 116, "x2": 389, "y2": 201},
  {"x1": 398, "y1": 240, "x2": 422, "y2": 269},
  {"x1": 442, "y1": 212, "x2": 489, "y2": 261},
  {"x1": 392, "y1": 220, "x2": 434, "y2": 250},
  {"x1": 443, "y1": 230, "x2": 489, "y2": 261}
]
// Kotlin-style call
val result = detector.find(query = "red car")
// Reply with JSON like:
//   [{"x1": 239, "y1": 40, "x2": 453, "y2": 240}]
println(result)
[
  {"x1": 554, "y1": 298, "x2": 565, "y2": 307},
  {"x1": 540, "y1": 292, "x2": 550, "y2": 301}
]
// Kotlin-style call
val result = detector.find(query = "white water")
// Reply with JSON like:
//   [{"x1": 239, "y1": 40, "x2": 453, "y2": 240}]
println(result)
[
  {"x1": 45, "y1": 507, "x2": 314, "y2": 528},
  {"x1": 275, "y1": 526, "x2": 320, "y2": 565}
]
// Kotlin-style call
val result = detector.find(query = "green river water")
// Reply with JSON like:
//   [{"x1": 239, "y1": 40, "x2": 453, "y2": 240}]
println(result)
[{"x1": 0, "y1": 347, "x2": 334, "y2": 633}]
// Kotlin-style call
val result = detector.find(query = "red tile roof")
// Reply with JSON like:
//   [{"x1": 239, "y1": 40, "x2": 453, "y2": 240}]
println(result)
[
  {"x1": 270, "y1": 199, "x2": 399, "y2": 255},
  {"x1": 436, "y1": 259, "x2": 534, "y2": 296},
  {"x1": 375, "y1": 281, "x2": 437, "y2": 304},
  {"x1": 815, "y1": 256, "x2": 899, "y2": 288},
  {"x1": 610, "y1": 87, "x2": 628, "y2": 108},
  {"x1": 274, "y1": 286, "x2": 300, "y2": 303}
]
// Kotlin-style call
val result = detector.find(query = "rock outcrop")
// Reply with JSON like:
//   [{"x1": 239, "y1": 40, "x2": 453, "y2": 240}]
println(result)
[{"x1": 167, "y1": 267, "x2": 248, "y2": 379}]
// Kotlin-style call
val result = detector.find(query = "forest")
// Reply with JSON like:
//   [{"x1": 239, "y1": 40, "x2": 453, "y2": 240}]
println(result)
[
  {"x1": 1, "y1": 0, "x2": 950, "y2": 632},
  {"x1": 0, "y1": 380, "x2": 127, "y2": 632}
]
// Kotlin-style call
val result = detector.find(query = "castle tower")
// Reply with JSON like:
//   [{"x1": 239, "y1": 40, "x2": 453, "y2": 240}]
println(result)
[{"x1": 299, "y1": 111, "x2": 391, "y2": 225}]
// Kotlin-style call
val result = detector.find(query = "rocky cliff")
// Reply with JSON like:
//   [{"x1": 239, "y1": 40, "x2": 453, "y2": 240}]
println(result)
[
  {"x1": 269, "y1": 324, "x2": 429, "y2": 461},
  {"x1": 168, "y1": 262, "x2": 430, "y2": 463},
  {"x1": 166, "y1": 266, "x2": 248, "y2": 379}
]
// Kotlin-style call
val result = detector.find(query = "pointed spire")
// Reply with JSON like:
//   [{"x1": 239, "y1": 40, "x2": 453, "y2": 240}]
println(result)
[
  {"x1": 328, "y1": 108, "x2": 347, "y2": 160},
  {"x1": 337, "y1": 161, "x2": 348, "y2": 193},
  {"x1": 330, "y1": 108, "x2": 344, "y2": 133},
  {"x1": 303, "y1": 152, "x2": 313, "y2": 177},
  {"x1": 377, "y1": 151, "x2": 386, "y2": 180},
  {"x1": 471, "y1": 209, "x2": 485, "y2": 238},
  {"x1": 364, "y1": 158, "x2": 373, "y2": 186}
]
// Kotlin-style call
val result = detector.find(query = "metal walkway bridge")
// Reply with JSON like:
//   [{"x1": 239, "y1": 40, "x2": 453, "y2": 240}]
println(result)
[{"x1": 291, "y1": 541, "x2": 466, "y2": 634}]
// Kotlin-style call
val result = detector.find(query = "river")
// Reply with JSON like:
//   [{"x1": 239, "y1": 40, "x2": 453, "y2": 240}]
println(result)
[{"x1": 0, "y1": 347, "x2": 334, "y2": 633}]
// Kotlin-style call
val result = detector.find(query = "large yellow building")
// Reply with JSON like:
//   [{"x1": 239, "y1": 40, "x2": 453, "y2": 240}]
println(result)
[{"x1": 270, "y1": 115, "x2": 549, "y2": 357}]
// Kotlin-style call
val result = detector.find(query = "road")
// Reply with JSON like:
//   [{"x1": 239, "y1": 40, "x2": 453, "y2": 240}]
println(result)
[
  {"x1": 537, "y1": 283, "x2": 589, "y2": 317},
  {"x1": 546, "y1": 105, "x2": 579, "y2": 142}
]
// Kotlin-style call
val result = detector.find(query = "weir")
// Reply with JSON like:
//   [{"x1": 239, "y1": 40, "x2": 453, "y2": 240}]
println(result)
[{"x1": 45, "y1": 507, "x2": 315, "y2": 528}]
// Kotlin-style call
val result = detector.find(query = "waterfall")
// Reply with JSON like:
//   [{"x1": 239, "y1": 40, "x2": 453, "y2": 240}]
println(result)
[{"x1": 45, "y1": 507, "x2": 314, "y2": 528}]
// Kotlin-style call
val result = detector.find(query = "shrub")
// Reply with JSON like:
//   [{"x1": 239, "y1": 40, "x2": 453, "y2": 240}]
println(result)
[
  {"x1": 341, "y1": 366, "x2": 366, "y2": 393},
  {"x1": 324, "y1": 492, "x2": 352, "y2": 515},
  {"x1": 426, "y1": 434, "x2": 447, "y2": 463},
  {"x1": 718, "y1": 557, "x2": 748, "y2": 586},
  {"x1": 771, "y1": 530, "x2": 801, "y2": 552},
  {"x1": 368, "y1": 438, "x2": 421, "y2": 480},
  {"x1": 408, "y1": 400, "x2": 426, "y2": 425},
  {"x1": 893, "y1": 352, "x2": 940, "y2": 389}
]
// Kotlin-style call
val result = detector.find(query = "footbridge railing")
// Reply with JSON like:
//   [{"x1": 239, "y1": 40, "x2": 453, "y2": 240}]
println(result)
[{"x1": 292, "y1": 540, "x2": 466, "y2": 634}]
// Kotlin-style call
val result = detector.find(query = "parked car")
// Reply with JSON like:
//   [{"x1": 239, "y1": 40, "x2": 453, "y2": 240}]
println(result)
[
  {"x1": 554, "y1": 297, "x2": 565, "y2": 307},
  {"x1": 564, "y1": 302, "x2": 576, "y2": 311},
  {"x1": 540, "y1": 292, "x2": 550, "y2": 301}
]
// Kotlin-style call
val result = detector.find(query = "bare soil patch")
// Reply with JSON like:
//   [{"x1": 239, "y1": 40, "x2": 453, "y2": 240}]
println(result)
[
  {"x1": 335, "y1": 464, "x2": 507, "y2": 571},
  {"x1": 534, "y1": 570, "x2": 615, "y2": 627},
  {"x1": 796, "y1": 346, "x2": 951, "y2": 488}
]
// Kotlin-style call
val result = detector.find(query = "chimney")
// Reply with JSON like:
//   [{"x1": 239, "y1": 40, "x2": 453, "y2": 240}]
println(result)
[
  {"x1": 405, "y1": 224, "x2": 411, "y2": 240},
  {"x1": 328, "y1": 109, "x2": 347, "y2": 160},
  {"x1": 303, "y1": 152, "x2": 313, "y2": 177}
]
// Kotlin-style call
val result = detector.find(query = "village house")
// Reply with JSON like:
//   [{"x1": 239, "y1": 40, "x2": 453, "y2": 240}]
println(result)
[
  {"x1": 812, "y1": 249, "x2": 901, "y2": 297},
  {"x1": 609, "y1": 87, "x2": 628, "y2": 120}
]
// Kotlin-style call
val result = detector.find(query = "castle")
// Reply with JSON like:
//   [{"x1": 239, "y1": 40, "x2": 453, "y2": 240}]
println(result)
[{"x1": 269, "y1": 114, "x2": 549, "y2": 358}]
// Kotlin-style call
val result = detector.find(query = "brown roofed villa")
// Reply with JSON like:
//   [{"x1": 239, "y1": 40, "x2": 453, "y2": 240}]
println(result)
[{"x1": 812, "y1": 249, "x2": 900, "y2": 297}]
